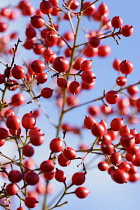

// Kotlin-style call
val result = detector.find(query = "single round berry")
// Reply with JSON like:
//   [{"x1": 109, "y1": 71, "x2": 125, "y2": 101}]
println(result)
[
  {"x1": 121, "y1": 25, "x2": 134, "y2": 37},
  {"x1": 89, "y1": 36, "x2": 100, "y2": 48},
  {"x1": 8, "y1": 170, "x2": 22, "y2": 183},
  {"x1": 22, "y1": 112, "x2": 36, "y2": 129},
  {"x1": 41, "y1": 87, "x2": 53, "y2": 98},
  {"x1": 30, "y1": 15, "x2": 44, "y2": 28},
  {"x1": 116, "y1": 76, "x2": 127, "y2": 86},
  {"x1": 24, "y1": 196, "x2": 38, "y2": 208},
  {"x1": 105, "y1": 90, "x2": 119, "y2": 104},
  {"x1": 53, "y1": 57, "x2": 69, "y2": 73},
  {"x1": 50, "y1": 138, "x2": 64, "y2": 153},
  {"x1": 111, "y1": 169, "x2": 128, "y2": 184},
  {"x1": 111, "y1": 16, "x2": 123, "y2": 28},
  {"x1": 119, "y1": 60, "x2": 133, "y2": 75},
  {"x1": 40, "y1": 1, "x2": 53, "y2": 14},
  {"x1": 75, "y1": 187, "x2": 90, "y2": 199},
  {"x1": 40, "y1": 160, "x2": 55, "y2": 173},
  {"x1": 72, "y1": 172, "x2": 86, "y2": 185}
]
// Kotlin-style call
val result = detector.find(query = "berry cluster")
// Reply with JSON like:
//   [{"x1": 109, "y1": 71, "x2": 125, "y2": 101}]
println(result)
[{"x1": 0, "y1": 0, "x2": 138, "y2": 210}]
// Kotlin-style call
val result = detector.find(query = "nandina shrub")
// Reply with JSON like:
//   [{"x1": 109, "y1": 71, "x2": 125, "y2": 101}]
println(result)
[{"x1": 0, "y1": 1, "x2": 139, "y2": 210}]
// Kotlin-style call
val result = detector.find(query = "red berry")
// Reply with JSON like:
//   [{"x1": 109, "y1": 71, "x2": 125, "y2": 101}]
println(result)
[
  {"x1": 46, "y1": 31, "x2": 58, "y2": 44},
  {"x1": 12, "y1": 65, "x2": 25, "y2": 79},
  {"x1": 55, "y1": 169, "x2": 66, "y2": 182},
  {"x1": 0, "y1": 127, "x2": 9, "y2": 139},
  {"x1": 84, "y1": 116, "x2": 96, "y2": 129},
  {"x1": 72, "y1": 172, "x2": 86, "y2": 185},
  {"x1": 111, "y1": 169, "x2": 128, "y2": 184},
  {"x1": 91, "y1": 123, "x2": 105, "y2": 137},
  {"x1": 81, "y1": 71, "x2": 96, "y2": 84},
  {"x1": 22, "y1": 113, "x2": 36, "y2": 129},
  {"x1": 40, "y1": 160, "x2": 55, "y2": 173},
  {"x1": 69, "y1": 81, "x2": 81, "y2": 94},
  {"x1": 30, "y1": 60, "x2": 45, "y2": 73},
  {"x1": 22, "y1": 145, "x2": 34, "y2": 157},
  {"x1": 40, "y1": 1, "x2": 53, "y2": 14},
  {"x1": 11, "y1": 93, "x2": 25, "y2": 107},
  {"x1": 41, "y1": 87, "x2": 53, "y2": 98},
  {"x1": 53, "y1": 57, "x2": 69, "y2": 73},
  {"x1": 83, "y1": 2, "x2": 95, "y2": 16},
  {"x1": 63, "y1": 147, "x2": 76, "y2": 160},
  {"x1": 119, "y1": 60, "x2": 133, "y2": 75},
  {"x1": 110, "y1": 118, "x2": 124, "y2": 131},
  {"x1": 25, "y1": 171, "x2": 39, "y2": 185},
  {"x1": 116, "y1": 76, "x2": 127, "y2": 86},
  {"x1": 24, "y1": 196, "x2": 38, "y2": 208},
  {"x1": 111, "y1": 16, "x2": 123, "y2": 28},
  {"x1": 105, "y1": 90, "x2": 119, "y2": 104},
  {"x1": 89, "y1": 36, "x2": 100, "y2": 48},
  {"x1": 121, "y1": 25, "x2": 134, "y2": 37},
  {"x1": 110, "y1": 152, "x2": 122, "y2": 165},
  {"x1": 98, "y1": 161, "x2": 109, "y2": 171},
  {"x1": 6, "y1": 115, "x2": 20, "y2": 130},
  {"x1": 57, "y1": 78, "x2": 67, "y2": 88},
  {"x1": 75, "y1": 187, "x2": 90, "y2": 199},
  {"x1": 30, "y1": 15, "x2": 44, "y2": 28},
  {"x1": 58, "y1": 153, "x2": 71, "y2": 167},
  {"x1": 8, "y1": 170, "x2": 22, "y2": 183},
  {"x1": 6, "y1": 183, "x2": 19, "y2": 195},
  {"x1": 98, "y1": 45, "x2": 111, "y2": 57},
  {"x1": 81, "y1": 60, "x2": 92, "y2": 71},
  {"x1": 50, "y1": 138, "x2": 64, "y2": 153}
]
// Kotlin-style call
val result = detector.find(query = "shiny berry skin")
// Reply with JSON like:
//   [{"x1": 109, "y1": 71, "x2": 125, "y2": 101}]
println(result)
[
  {"x1": 127, "y1": 85, "x2": 139, "y2": 95},
  {"x1": 0, "y1": 127, "x2": 9, "y2": 139},
  {"x1": 111, "y1": 169, "x2": 128, "y2": 184},
  {"x1": 30, "y1": 60, "x2": 45, "y2": 73},
  {"x1": 105, "y1": 90, "x2": 119, "y2": 104},
  {"x1": 69, "y1": 81, "x2": 81, "y2": 94},
  {"x1": 25, "y1": 27, "x2": 36, "y2": 39},
  {"x1": 36, "y1": 73, "x2": 48, "y2": 84},
  {"x1": 110, "y1": 152, "x2": 122, "y2": 165},
  {"x1": 110, "y1": 118, "x2": 124, "y2": 131},
  {"x1": 16, "y1": 207, "x2": 25, "y2": 210},
  {"x1": 41, "y1": 87, "x2": 53, "y2": 98},
  {"x1": 58, "y1": 153, "x2": 71, "y2": 167},
  {"x1": 101, "y1": 142, "x2": 114, "y2": 155},
  {"x1": 72, "y1": 172, "x2": 86, "y2": 185},
  {"x1": 132, "y1": 153, "x2": 140, "y2": 166},
  {"x1": 73, "y1": 57, "x2": 85, "y2": 70},
  {"x1": 112, "y1": 58, "x2": 121, "y2": 71},
  {"x1": 63, "y1": 147, "x2": 76, "y2": 160},
  {"x1": 89, "y1": 36, "x2": 100, "y2": 48},
  {"x1": 6, "y1": 115, "x2": 20, "y2": 130},
  {"x1": 24, "y1": 196, "x2": 38, "y2": 208},
  {"x1": 30, "y1": 15, "x2": 44, "y2": 28},
  {"x1": 50, "y1": 138, "x2": 64, "y2": 153},
  {"x1": 75, "y1": 187, "x2": 90, "y2": 199},
  {"x1": 118, "y1": 162, "x2": 130, "y2": 172},
  {"x1": 111, "y1": 16, "x2": 123, "y2": 28},
  {"x1": 22, "y1": 113, "x2": 36, "y2": 129},
  {"x1": 98, "y1": 161, "x2": 109, "y2": 171},
  {"x1": 88, "y1": 105, "x2": 100, "y2": 116},
  {"x1": 116, "y1": 76, "x2": 127, "y2": 86},
  {"x1": 57, "y1": 78, "x2": 67, "y2": 88},
  {"x1": 98, "y1": 2, "x2": 109, "y2": 15},
  {"x1": 0, "y1": 22, "x2": 8, "y2": 32},
  {"x1": 98, "y1": 45, "x2": 111, "y2": 57},
  {"x1": 120, "y1": 134, "x2": 135, "y2": 148},
  {"x1": 40, "y1": 160, "x2": 55, "y2": 173},
  {"x1": 40, "y1": 1, "x2": 53, "y2": 14},
  {"x1": 91, "y1": 123, "x2": 105, "y2": 137},
  {"x1": 8, "y1": 170, "x2": 22, "y2": 183},
  {"x1": 25, "y1": 171, "x2": 39, "y2": 185},
  {"x1": 119, "y1": 60, "x2": 133, "y2": 75},
  {"x1": 46, "y1": 31, "x2": 58, "y2": 44},
  {"x1": 43, "y1": 48, "x2": 54, "y2": 61},
  {"x1": 121, "y1": 25, "x2": 134, "y2": 37},
  {"x1": 53, "y1": 57, "x2": 69, "y2": 73},
  {"x1": 30, "y1": 133, "x2": 44, "y2": 146},
  {"x1": 55, "y1": 169, "x2": 66, "y2": 182},
  {"x1": 81, "y1": 71, "x2": 96, "y2": 84},
  {"x1": 22, "y1": 145, "x2": 34, "y2": 157},
  {"x1": 84, "y1": 116, "x2": 96, "y2": 129},
  {"x1": 44, "y1": 171, "x2": 55, "y2": 180},
  {"x1": 81, "y1": 60, "x2": 92, "y2": 71},
  {"x1": 6, "y1": 183, "x2": 19, "y2": 195},
  {"x1": 12, "y1": 65, "x2": 25, "y2": 79},
  {"x1": 83, "y1": 2, "x2": 95, "y2": 16},
  {"x1": 11, "y1": 93, "x2": 25, "y2": 107}
]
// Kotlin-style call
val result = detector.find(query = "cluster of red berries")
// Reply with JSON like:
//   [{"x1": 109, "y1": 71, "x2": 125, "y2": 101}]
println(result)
[{"x1": 0, "y1": 0, "x2": 137, "y2": 210}]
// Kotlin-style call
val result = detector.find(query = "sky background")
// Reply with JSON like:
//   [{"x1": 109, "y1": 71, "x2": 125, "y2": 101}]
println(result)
[{"x1": 0, "y1": 0, "x2": 140, "y2": 210}]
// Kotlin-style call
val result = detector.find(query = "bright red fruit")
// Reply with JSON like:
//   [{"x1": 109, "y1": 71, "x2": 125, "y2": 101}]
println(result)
[
  {"x1": 8, "y1": 170, "x2": 22, "y2": 183},
  {"x1": 24, "y1": 196, "x2": 38, "y2": 208},
  {"x1": 111, "y1": 16, "x2": 123, "y2": 28},
  {"x1": 75, "y1": 187, "x2": 90, "y2": 199},
  {"x1": 6, "y1": 115, "x2": 20, "y2": 130},
  {"x1": 111, "y1": 169, "x2": 128, "y2": 184},
  {"x1": 50, "y1": 138, "x2": 64, "y2": 153},
  {"x1": 105, "y1": 90, "x2": 119, "y2": 104},
  {"x1": 69, "y1": 81, "x2": 81, "y2": 94},
  {"x1": 98, "y1": 161, "x2": 109, "y2": 171},
  {"x1": 22, "y1": 113, "x2": 36, "y2": 129},
  {"x1": 89, "y1": 36, "x2": 100, "y2": 48},
  {"x1": 121, "y1": 25, "x2": 134, "y2": 37},
  {"x1": 63, "y1": 147, "x2": 76, "y2": 160},
  {"x1": 6, "y1": 183, "x2": 19, "y2": 195},
  {"x1": 30, "y1": 15, "x2": 44, "y2": 28},
  {"x1": 53, "y1": 57, "x2": 69, "y2": 73},
  {"x1": 116, "y1": 76, "x2": 127, "y2": 86},
  {"x1": 40, "y1": 1, "x2": 53, "y2": 14},
  {"x1": 55, "y1": 169, "x2": 66, "y2": 182},
  {"x1": 40, "y1": 160, "x2": 55, "y2": 173},
  {"x1": 25, "y1": 171, "x2": 39, "y2": 185},
  {"x1": 119, "y1": 60, "x2": 133, "y2": 75},
  {"x1": 72, "y1": 172, "x2": 86, "y2": 185},
  {"x1": 30, "y1": 60, "x2": 45, "y2": 73},
  {"x1": 12, "y1": 65, "x2": 25, "y2": 79},
  {"x1": 41, "y1": 87, "x2": 53, "y2": 98}
]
